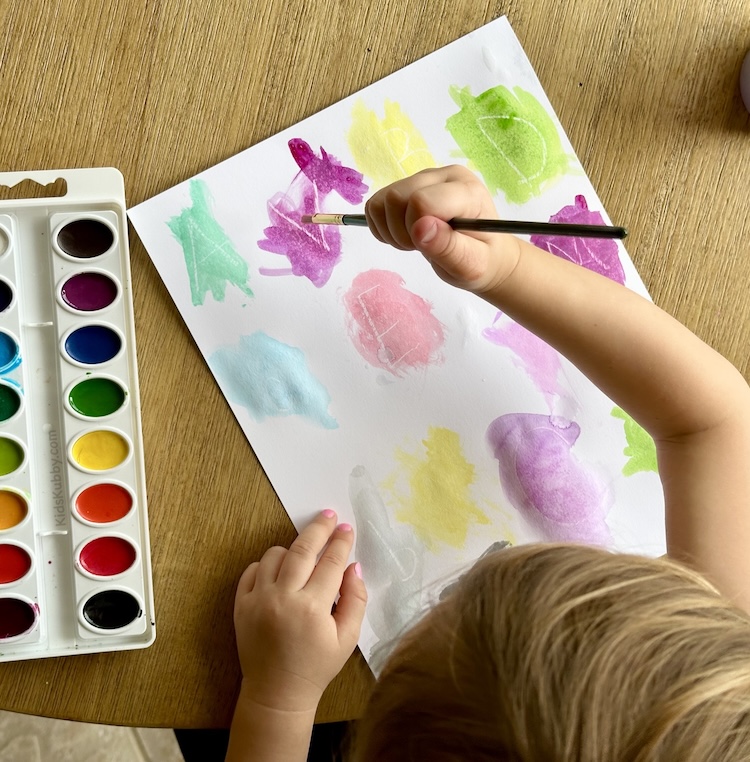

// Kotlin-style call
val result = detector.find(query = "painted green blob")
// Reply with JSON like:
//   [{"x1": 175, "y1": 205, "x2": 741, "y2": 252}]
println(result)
[
  {"x1": 69, "y1": 378, "x2": 126, "y2": 418},
  {"x1": 167, "y1": 178, "x2": 253, "y2": 306},
  {"x1": 0, "y1": 385, "x2": 21, "y2": 422},
  {"x1": 446, "y1": 85, "x2": 572, "y2": 204},
  {"x1": 0, "y1": 437, "x2": 24, "y2": 476},
  {"x1": 611, "y1": 407, "x2": 658, "y2": 476}
]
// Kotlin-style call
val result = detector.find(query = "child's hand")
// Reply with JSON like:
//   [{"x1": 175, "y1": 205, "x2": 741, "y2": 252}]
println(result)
[
  {"x1": 233, "y1": 510, "x2": 367, "y2": 715},
  {"x1": 365, "y1": 165, "x2": 520, "y2": 294}
]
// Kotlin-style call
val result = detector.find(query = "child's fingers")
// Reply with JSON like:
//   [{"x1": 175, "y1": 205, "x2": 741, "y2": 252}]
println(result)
[
  {"x1": 333, "y1": 563, "x2": 368, "y2": 647},
  {"x1": 305, "y1": 523, "x2": 356, "y2": 600},
  {"x1": 275, "y1": 510, "x2": 339, "y2": 590},
  {"x1": 254, "y1": 546, "x2": 288, "y2": 585},
  {"x1": 235, "y1": 561, "x2": 260, "y2": 597}
]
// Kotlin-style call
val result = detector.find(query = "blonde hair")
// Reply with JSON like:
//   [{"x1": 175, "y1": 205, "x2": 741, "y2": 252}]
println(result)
[{"x1": 352, "y1": 544, "x2": 750, "y2": 761}]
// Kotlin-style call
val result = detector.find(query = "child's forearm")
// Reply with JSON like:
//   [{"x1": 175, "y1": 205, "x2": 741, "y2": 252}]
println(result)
[
  {"x1": 225, "y1": 683, "x2": 315, "y2": 762},
  {"x1": 487, "y1": 239, "x2": 750, "y2": 440}
]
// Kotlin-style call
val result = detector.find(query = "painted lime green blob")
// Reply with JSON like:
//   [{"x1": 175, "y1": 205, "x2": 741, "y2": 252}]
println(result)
[
  {"x1": 383, "y1": 427, "x2": 490, "y2": 550},
  {"x1": 168, "y1": 179, "x2": 253, "y2": 306},
  {"x1": 446, "y1": 85, "x2": 572, "y2": 204},
  {"x1": 0, "y1": 437, "x2": 24, "y2": 475},
  {"x1": 611, "y1": 407, "x2": 658, "y2": 476},
  {"x1": 69, "y1": 378, "x2": 126, "y2": 417},
  {"x1": 347, "y1": 100, "x2": 436, "y2": 189}
]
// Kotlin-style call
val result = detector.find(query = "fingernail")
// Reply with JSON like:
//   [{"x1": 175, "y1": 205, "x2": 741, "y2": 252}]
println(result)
[
  {"x1": 321, "y1": 509, "x2": 336, "y2": 519},
  {"x1": 337, "y1": 522, "x2": 353, "y2": 532},
  {"x1": 420, "y1": 221, "x2": 438, "y2": 244},
  {"x1": 354, "y1": 562, "x2": 363, "y2": 579}
]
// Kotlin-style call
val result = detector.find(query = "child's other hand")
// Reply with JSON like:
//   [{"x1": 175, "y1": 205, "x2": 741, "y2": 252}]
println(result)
[
  {"x1": 233, "y1": 510, "x2": 367, "y2": 714},
  {"x1": 365, "y1": 165, "x2": 520, "y2": 294}
]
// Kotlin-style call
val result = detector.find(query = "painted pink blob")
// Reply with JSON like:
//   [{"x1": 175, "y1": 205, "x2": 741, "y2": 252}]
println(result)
[
  {"x1": 258, "y1": 139, "x2": 368, "y2": 288},
  {"x1": 344, "y1": 269, "x2": 445, "y2": 375},
  {"x1": 487, "y1": 413, "x2": 611, "y2": 545},
  {"x1": 483, "y1": 313, "x2": 563, "y2": 408},
  {"x1": 530, "y1": 195, "x2": 626, "y2": 284}
]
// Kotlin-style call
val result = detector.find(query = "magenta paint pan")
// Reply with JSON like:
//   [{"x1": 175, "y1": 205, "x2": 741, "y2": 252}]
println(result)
[{"x1": 0, "y1": 168, "x2": 153, "y2": 662}]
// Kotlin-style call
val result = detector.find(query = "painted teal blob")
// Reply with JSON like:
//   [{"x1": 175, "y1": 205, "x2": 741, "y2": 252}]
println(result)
[
  {"x1": 0, "y1": 332, "x2": 20, "y2": 373},
  {"x1": 209, "y1": 332, "x2": 338, "y2": 429}
]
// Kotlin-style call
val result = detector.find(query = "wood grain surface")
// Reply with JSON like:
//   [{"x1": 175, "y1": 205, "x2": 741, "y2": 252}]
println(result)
[{"x1": 0, "y1": 0, "x2": 748, "y2": 729}]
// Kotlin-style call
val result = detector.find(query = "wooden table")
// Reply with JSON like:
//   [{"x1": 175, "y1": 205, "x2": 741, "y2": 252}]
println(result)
[{"x1": 0, "y1": 0, "x2": 748, "y2": 729}]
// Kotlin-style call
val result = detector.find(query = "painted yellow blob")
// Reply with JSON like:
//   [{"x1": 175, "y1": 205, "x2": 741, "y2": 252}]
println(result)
[
  {"x1": 347, "y1": 100, "x2": 436, "y2": 189},
  {"x1": 72, "y1": 430, "x2": 129, "y2": 471},
  {"x1": 384, "y1": 427, "x2": 490, "y2": 550}
]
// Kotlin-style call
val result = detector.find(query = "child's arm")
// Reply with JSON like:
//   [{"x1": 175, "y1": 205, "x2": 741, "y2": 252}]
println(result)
[
  {"x1": 366, "y1": 165, "x2": 750, "y2": 611},
  {"x1": 226, "y1": 511, "x2": 367, "y2": 762}
]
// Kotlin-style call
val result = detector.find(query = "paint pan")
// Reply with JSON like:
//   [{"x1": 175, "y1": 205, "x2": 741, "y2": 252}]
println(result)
[{"x1": 0, "y1": 168, "x2": 153, "y2": 661}]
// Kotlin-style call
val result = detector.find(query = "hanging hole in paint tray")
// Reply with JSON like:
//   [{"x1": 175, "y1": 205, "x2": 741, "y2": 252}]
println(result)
[{"x1": 0, "y1": 178, "x2": 67, "y2": 201}]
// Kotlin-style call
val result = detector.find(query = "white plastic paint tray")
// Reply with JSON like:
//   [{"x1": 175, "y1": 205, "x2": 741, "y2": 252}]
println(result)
[{"x1": 0, "y1": 168, "x2": 154, "y2": 660}]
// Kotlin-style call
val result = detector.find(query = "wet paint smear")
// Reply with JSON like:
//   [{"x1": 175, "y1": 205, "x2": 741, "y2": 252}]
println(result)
[
  {"x1": 446, "y1": 85, "x2": 572, "y2": 204},
  {"x1": 72, "y1": 430, "x2": 129, "y2": 471},
  {"x1": 75, "y1": 483, "x2": 133, "y2": 524},
  {"x1": 64, "y1": 325, "x2": 121, "y2": 365},
  {"x1": 483, "y1": 313, "x2": 563, "y2": 408},
  {"x1": 530, "y1": 196, "x2": 626, "y2": 284},
  {"x1": 343, "y1": 269, "x2": 445, "y2": 376},
  {"x1": 257, "y1": 139, "x2": 368, "y2": 288},
  {"x1": 0, "y1": 490, "x2": 28, "y2": 530},
  {"x1": 611, "y1": 407, "x2": 658, "y2": 476},
  {"x1": 168, "y1": 178, "x2": 253, "y2": 306},
  {"x1": 60, "y1": 272, "x2": 119, "y2": 311},
  {"x1": 82, "y1": 589, "x2": 141, "y2": 630},
  {"x1": 0, "y1": 543, "x2": 32, "y2": 584},
  {"x1": 69, "y1": 377, "x2": 126, "y2": 417},
  {"x1": 78, "y1": 536, "x2": 137, "y2": 577},
  {"x1": 209, "y1": 331, "x2": 337, "y2": 428},
  {"x1": 346, "y1": 100, "x2": 437, "y2": 189},
  {"x1": 0, "y1": 384, "x2": 21, "y2": 422},
  {"x1": 487, "y1": 413, "x2": 611, "y2": 545},
  {"x1": 383, "y1": 427, "x2": 490, "y2": 551},
  {"x1": 0, "y1": 437, "x2": 24, "y2": 476},
  {"x1": 0, "y1": 279, "x2": 13, "y2": 312},
  {"x1": 0, "y1": 332, "x2": 20, "y2": 373},
  {"x1": 349, "y1": 465, "x2": 424, "y2": 672},
  {"x1": 0, "y1": 597, "x2": 37, "y2": 639},
  {"x1": 57, "y1": 218, "x2": 114, "y2": 259}
]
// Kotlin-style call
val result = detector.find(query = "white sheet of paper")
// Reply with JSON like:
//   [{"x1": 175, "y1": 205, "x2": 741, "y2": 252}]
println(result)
[{"x1": 129, "y1": 16, "x2": 665, "y2": 669}]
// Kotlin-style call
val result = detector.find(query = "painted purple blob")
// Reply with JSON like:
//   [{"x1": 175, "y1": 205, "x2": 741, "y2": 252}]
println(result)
[
  {"x1": 288, "y1": 139, "x2": 368, "y2": 203},
  {"x1": 487, "y1": 413, "x2": 611, "y2": 545},
  {"x1": 530, "y1": 196, "x2": 626, "y2": 284},
  {"x1": 258, "y1": 140, "x2": 368, "y2": 288},
  {"x1": 61, "y1": 272, "x2": 118, "y2": 312}
]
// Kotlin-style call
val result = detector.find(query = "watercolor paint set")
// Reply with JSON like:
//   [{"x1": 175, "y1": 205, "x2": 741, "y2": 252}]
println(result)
[{"x1": 0, "y1": 168, "x2": 153, "y2": 660}]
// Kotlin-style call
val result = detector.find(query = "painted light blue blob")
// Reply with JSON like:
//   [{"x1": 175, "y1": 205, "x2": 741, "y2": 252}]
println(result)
[
  {"x1": 209, "y1": 332, "x2": 338, "y2": 429},
  {"x1": 0, "y1": 332, "x2": 21, "y2": 373},
  {"x1": 65, "y1": 325, "x2": 122, "y2": 365}
]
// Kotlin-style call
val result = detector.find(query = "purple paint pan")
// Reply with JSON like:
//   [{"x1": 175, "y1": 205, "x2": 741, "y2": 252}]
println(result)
[{"x1": 59, "y1": 271, "x2": 119, "y2": 313}]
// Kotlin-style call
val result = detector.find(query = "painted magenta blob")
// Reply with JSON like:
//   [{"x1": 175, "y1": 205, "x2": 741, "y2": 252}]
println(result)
[
  {"x1": 0, "y1": 437, "x2": 24, "y2": 476},
  {"x1": 71, "y1": 430, "x2": 129, "y2": 471},
  {"x1": 0, "y1": 383, "x2": 21, "y2": 422},
  {"x1": 0, "y1": 597, "x2": 36, "y2": 638},
  {"x1": 61, "y1": 272, "x2": 119, "y2": 312},
  {"x1": 0, "y1": 543, "x2": 32, "y2": 584},
  {"x1": 0, "y1": 331, "x2": 20, "y2": 373},
  {"x1": 64, "y1": 325, "x2": 122, "y2": 365},
  {"x1": 82, "y1": 589, "x2": 141, "y2": 630},
  {"x1": 78, "y1": 536, "x2": 137, "y2": 577},
  {"x1": 0, "y1": 279, "x2": 13, "y2": 312},
  {"x1": 57, "y1": 218, "x2": 114, "y2": 259},
  {"x1": 69, "y1": 377, "x2": 126, "y2": 418},
  {"x1": 75, "y1": 483, "x2": 133, "y2": 524},
  {"x1": 0, "y1": 490, "x2": 28, "y2": 530}
]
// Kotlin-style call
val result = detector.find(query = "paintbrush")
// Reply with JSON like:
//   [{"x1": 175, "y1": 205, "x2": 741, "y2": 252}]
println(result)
[{"x1": 301, "y1": 213, "x2": 628, "y2": 240}]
